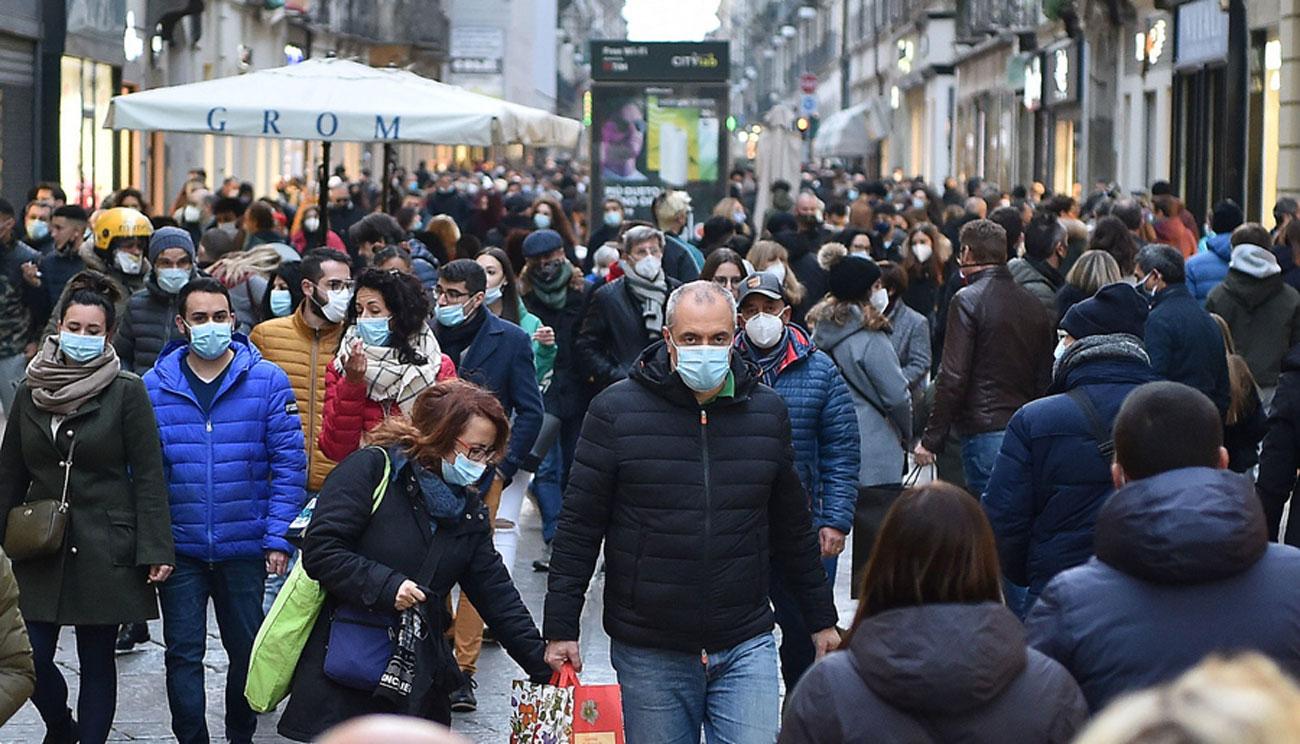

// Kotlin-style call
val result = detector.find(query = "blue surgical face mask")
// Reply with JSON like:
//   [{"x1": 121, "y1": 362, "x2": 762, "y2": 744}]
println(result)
[
  {"x1": 533, "y1": 213, "x2": 552, "y2": 229},
  {"x1": 484, "y1": 285, "x2": 503, "y2": 305},
  {"x1": 672, "y1": 341, "x2": 732, "y2": 392},
  {"x1": 156, "y1": 268, "x2": 191, "y2": 295},
  {"x1": 270, "y1": 289, "x2": 293, "y2": 317},
  {"x1": 435, "y1": 302, "x2": 468, "y2": 327},
  {"x1": 187, "y1": 320, "x2": 234, "y2": 360},
  {"x1": 603, "y1": 211, "x2": 622, "y2": 227},
  {"x1": 356, "y1": 316, "x2": 392, "y2": 346},
  {"x1": 60, "y1": 331, "x2": 105, "y2": 363},
  {"x1": 442, "y1": 452, "x2": 487, "y2": 486},
  {"x1": 26, "y1": 220, "x2": 48, "y2": 242}
]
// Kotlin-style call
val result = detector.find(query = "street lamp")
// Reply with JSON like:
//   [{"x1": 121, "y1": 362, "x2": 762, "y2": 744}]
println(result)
[
  {"x1": 797, "y1": 5, "x2": 818, "y2": 20},
  {"x1": 780, "y1": 25, "x2": 798, "y2": 38}
]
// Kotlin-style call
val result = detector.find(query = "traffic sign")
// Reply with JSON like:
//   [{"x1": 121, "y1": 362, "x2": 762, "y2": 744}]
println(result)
[
  {"x1": 800, "y1": 73, "x2": 817, "y2": 93},
  {"x1": 800, "y1": 94, "x2": 817, "y2": 115}
]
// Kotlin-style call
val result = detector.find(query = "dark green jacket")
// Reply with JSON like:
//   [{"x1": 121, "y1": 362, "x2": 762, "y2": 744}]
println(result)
[
  {"x1": 0, "y1": 372, "x2": 174, "y2": 624},
  {"x1": 1206, "y1": 270, "x2": 1300, "y2": 387}
]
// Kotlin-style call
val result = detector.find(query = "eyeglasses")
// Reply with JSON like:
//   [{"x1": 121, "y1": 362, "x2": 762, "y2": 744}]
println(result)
[
  {"x1": 317, "y1": 279, "x2": 354, "y2": 292},
  {"x1": 434, "y1": 285, "x2": 471, "y2": 302},
  {"x1": 712, "y1": 276, "x2": 743, "y2": 288},
  {"x1": 456, "y1": 439, "x2": 497, "y2": 464}
]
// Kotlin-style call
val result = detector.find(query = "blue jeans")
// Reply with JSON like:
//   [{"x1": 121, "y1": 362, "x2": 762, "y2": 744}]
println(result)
[
  {"x1": 158, "y1": 556, "x2": 265, "y2": 744},
  {"x1": 530, "y1": 414, "x2": 582, "y2": 544},
  {"x1": 961, "y1": 430, "x2": 1006, "y2": 498},
  {"x1": 610, "y1": 633, "x2": 779, "y2": 744}
]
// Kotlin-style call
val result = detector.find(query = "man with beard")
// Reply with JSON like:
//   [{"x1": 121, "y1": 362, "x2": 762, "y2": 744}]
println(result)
[{"x1": 248, "y1": 248, "x2": 352, "y2": 529}]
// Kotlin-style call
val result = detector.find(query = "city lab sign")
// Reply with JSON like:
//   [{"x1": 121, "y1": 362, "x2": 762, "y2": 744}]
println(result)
[{"x1": 204, "y1": 107, "x2": 404, "y2": 139}]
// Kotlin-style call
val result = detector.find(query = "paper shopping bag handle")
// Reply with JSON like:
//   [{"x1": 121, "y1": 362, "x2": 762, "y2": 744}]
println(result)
[{"x1": 550, "y1": 661, "x2": 581, "y2": 688}]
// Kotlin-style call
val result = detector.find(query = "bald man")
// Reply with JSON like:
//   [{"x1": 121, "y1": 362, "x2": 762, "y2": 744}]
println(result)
[{"x1": 317, "y1": 715, "x2": 470, "y2": 744}]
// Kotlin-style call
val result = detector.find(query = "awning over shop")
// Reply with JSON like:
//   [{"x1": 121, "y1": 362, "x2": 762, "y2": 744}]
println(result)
[{"x1": 812, "y1": 98, "x2": 890, "y2": 158}]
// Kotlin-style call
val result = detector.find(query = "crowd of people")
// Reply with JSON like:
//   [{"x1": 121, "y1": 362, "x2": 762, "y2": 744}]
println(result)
[{"x1": 0, "y1": 162, "x2": 1297, "y2": 744}]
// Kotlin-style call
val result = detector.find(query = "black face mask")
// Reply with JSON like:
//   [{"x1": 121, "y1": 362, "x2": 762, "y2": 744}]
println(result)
[{"x1": 536, "y1": 258, "x2": 565, "y2": 284}]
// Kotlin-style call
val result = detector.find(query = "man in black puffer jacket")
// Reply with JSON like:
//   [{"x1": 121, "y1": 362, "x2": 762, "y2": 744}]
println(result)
[
  {"x1": 114, "y1": 226, "x2": 199, "y2": 372},
  {"x1": 545, "y1": 281, "x2": 837, "y2": 744}
]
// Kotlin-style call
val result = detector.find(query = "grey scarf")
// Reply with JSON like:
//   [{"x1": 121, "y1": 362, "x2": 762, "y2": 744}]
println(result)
[
  {"x1": 619, "y1": 260, "x2": 668, "y2": 337},
  {"x1": 1050, "y1": 333, "x2": 1150, "y2": 393},
  {"x1": 24, "y1": 335, "x2": 121, "y2": 415}
]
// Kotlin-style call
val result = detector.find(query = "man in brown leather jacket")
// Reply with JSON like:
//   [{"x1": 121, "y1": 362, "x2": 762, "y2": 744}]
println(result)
[{"x1": 914, "y1": 219, "x2": 1054, "y2": 496}]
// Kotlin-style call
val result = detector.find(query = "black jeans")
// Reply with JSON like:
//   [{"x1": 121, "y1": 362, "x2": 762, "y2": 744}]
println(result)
[{"x1": 27, "y1": 622, "x2": 117, "y2": 744}]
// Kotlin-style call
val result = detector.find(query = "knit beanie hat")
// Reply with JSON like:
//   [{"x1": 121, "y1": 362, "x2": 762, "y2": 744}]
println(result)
[
  {"x1": 1211, "y1": 199, "x2": 1245, "y2": 236},
  {"x1": 1229, "y1": 244, "x2": 1281, "y2": 279},
  {"x1": 148, "y1": 226, "x2": 196, "y2": 262},
  {"x1": 821, "y1": 242, "x2": 881, "y2": 302},
  {"x1": 1060, "y1": 282, "x2": 1150, "y2": 340}
]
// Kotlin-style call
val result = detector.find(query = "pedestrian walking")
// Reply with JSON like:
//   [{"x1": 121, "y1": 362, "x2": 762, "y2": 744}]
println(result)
[
  {"x1": 1209, "y1": 313, "x2": 1267, "y2": 473},
  {"x1": 1185, "y1": 199, "x2": 1245, "y2": 304},
  {"x1": 0, "y1": 196, "x2": 44, "y2": 417},
  {"x1": 807, "y1": 249, "x2": 911, "y2": 588},
  {"x1": 575, "y1": 225, "x2": 681, "y2": 391},
  {"x1": 779, "y1": 482, "x2": 1087, "y2": 744},
  {"x1": 1026, "y1": 381, "x2": 1300, "y2": 711},
  {"x1": 735, "y1": 269, "x2": 859, "y2": 689},
  {"x1": 651, "y1": 190, "x2": 704, "y2": 279},
  {"x1": 1009, "y1": 211, "x2": 1068, "y2": 321},
  {"x1": 0, "y1": 271, "x2": 174, "y2": 744},
  {"x1": 277, "y1": 382, "x2": 550, "y2": 740},
  {"x1": 318, "y1": 269, "x2": 454, "y2": 462},
  {"x1": 982, "y1": 283, "x2": 1158, "y2": 615},
  {"x1": 40, "y1": 205, "x2": 89, "y2": 311},
  {"x1": 915, "y1": 219, "x2": 1054, "y2": 497},
  {"x1": 1056, "y1": 250, "x2": 1122, "y2": 320},
  {"x1": 112, "y1": 227, "x2": 199, "y2": 373},
  {"x1": 47, "y1": 207, "x2": 152, "y2": 336},
  {"x1": 516, "y1": 232, "x2": 592, "y2": 571},
  {"x1": 1136, "y1": 244, "x2": 1232, "y2": 415},
  {"x1": 431, "y1": 258, "x2": 543, "y2": 711},
  {"x1": 877, "y1": 260, "x2": 932, "y2": 423},
  {"x1": 1205, "y1": 223, "x2": 1300, "y2": 407},
  {"x1": 144, "y1": 277, "x2": 306, "y2": 744},
  {"x1": 545, "y1": 281, "x2": 838, "y2": 744}
]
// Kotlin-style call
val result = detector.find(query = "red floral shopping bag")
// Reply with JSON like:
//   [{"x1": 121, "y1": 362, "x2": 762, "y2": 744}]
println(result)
[{"x1": 511, "y1": 663, "x2": 625, "y2": 744}]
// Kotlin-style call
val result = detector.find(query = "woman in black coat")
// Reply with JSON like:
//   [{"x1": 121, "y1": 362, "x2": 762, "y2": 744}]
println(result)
[
  {"x1": 779, "y1": 482, "x2": 1087, "y2": 744},
  {"x1": 277, "y1": 380, "x2": 550, "y2": 740}
]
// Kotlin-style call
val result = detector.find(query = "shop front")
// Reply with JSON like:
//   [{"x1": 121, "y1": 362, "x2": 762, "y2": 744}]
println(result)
[
  {"x1": 0, "y1": 1, "x2": 40, "y2": 198},
  {"x1": 1116, "y1": 9, "x2": 1174, "y2": 193},
  {"x1": 954, "y1": 40, "x2": 1019, "y2": 188},
  {"x1": 1041, "y1": 42, "x2": 1082, "y2": 197}
]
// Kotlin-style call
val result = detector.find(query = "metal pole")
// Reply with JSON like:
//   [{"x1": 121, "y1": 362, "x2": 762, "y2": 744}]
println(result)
[
  {"x1": 381, "y1": 143, "x2": 394, "y2": 214},
  {"x1": 319, "y1": 141, "x2": 331, "y2": 245}
]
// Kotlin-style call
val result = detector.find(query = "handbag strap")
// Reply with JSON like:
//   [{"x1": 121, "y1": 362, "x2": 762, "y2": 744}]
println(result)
[
  {"x1": 57, "y1": 436, "x2": 77, "y2": 512},
  {"x1": 549, "y1": 662, "x2": 581, "y2": 688}
]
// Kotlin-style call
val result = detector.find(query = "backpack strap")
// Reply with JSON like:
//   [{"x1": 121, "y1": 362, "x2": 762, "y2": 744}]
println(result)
[{"x1": 1067, "y1": 389, "x2": 1115, "y2": 459}]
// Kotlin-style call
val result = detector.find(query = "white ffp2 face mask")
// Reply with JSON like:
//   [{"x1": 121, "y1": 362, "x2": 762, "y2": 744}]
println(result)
[
  {"x1": 911, "y1": 242, "x2": 933, "y2": 263},
  {"x1": 744, "y1": 312, "x2": 785, "y2": 348},
  {"x1": 633, "y1": 255, "x2": 662, "y2": 281},
  {"x1": 319, "y1": 287, "x2": 351, "y2": 323},
  {"x1": 870, "y1": 287, "x2": 890, "y2": 313},
  {"x1": 763, "y1": 262, "x2": 787, "y2": 284}
]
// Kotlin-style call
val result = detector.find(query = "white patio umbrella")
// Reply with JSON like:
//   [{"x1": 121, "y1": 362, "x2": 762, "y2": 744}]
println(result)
[
  {"x1": 104, "y1": 56, "x2": 580, "y2": 147},
  {"x1": 104, "y1": 57, "x2": 581, "y2": 236}
]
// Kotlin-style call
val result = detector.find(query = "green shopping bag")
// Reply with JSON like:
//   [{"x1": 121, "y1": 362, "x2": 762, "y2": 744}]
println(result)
[{"x1": 244, "y1": 449, "x2": 391, "y2": 712}]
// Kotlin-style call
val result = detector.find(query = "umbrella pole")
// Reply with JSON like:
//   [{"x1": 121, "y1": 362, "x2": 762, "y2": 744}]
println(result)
[
  {"x1": 381, "y1": 143, "x2": 394, "y2": 215},
  {"x1": 319, "y1": 141, "x2": 331, "y2": 245}
]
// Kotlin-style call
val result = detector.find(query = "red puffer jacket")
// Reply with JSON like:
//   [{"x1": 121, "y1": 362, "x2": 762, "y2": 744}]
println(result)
[{"x1": 318, "y1": 354, "x2": 457, "y2": 462}]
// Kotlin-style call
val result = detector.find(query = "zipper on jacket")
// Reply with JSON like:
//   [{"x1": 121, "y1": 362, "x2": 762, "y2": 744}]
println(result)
[
  {"x1": 307, "y1": 329, "x2": 319, "y2": 479},
  {"x1": 700, "y1": 408, "x2": 712, "y2": 631},
  {"x1": 206, "y1": 417, "x2": 215, "y2": 562}
]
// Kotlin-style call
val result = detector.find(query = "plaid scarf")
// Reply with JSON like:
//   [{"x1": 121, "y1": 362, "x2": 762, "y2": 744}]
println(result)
[{"x1": 333, "y1": 324, "x2": 442, "y2": 414}]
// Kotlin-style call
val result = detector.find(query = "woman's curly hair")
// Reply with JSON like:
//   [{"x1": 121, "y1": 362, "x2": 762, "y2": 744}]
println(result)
[{"x1": 344, "y1": 268, "x2": 431, "y2": 365}]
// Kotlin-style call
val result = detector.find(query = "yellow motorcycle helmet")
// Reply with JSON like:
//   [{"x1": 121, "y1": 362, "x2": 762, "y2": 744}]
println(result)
[{"x1": 93, "y1": 206, "x2": 153, "y2": 252}]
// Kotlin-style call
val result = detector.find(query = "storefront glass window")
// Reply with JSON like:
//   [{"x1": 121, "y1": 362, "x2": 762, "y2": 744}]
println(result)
[{"x1": 59, "y1": 56, "x2": 115, "y2": 209}]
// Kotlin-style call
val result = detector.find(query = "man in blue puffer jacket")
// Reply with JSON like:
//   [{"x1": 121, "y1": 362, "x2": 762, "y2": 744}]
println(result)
[
  {"x1": 983, "y1": 283, "x2": 1160, "y2": 616},
  {"x1": 144, "y1": 277, "x2": 306, "y2": 744},
  {"x1": 1184, "y1": 199, "x2": 1244, "y2": 305},
  {"x1": 735, "y1": 271, "x2": 859, "y2": 690}
]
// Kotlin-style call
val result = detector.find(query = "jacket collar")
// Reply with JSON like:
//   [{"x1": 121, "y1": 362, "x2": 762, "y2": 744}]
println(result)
[
  {"x1": 966, "y1": 264, "x2": 1012, "y2": 285},
  {"x1": 1152, "y1": 283, "x2": 1191, "y2": 306},
  {"x1": 736, "y1": 323, "x2": 814, "y2": 384},
  {"x1": 152, "y1": 333, "x2": 260, "y2": 407},
  {"x1": 290, "y1": 302, "x2": 343, "y2": 340},
  {"x1": 629, "y1": 340, "x2": 759, "y2": 409},
  {"x1": 459, "y1": 310, "x2": 506, "y2": 371}
]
